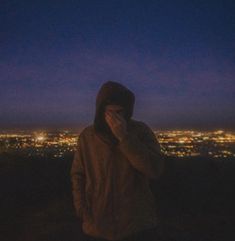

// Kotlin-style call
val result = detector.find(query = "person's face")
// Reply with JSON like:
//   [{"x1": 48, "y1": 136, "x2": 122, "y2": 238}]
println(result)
[{"x1": 104, "y1": 104, "x2": 125, "y2": 119}]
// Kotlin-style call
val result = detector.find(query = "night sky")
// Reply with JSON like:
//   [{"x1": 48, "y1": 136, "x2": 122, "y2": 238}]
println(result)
[{"x1": 1, "y1": 0, "x2": 235, "y2": 131}]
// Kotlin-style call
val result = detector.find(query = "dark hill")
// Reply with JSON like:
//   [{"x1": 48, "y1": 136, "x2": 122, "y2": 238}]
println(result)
[{"x1": 0, "y1": 153, "x2": 234, "y2": 241}]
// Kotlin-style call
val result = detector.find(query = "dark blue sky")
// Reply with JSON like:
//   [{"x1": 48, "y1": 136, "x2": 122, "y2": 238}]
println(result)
[{"x1": 1, "y1": 0, "x2": 235, "y2": 130}]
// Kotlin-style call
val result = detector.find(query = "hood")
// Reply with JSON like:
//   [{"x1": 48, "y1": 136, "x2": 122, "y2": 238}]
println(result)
[{"x1": 94, "y1": 81, "x2": 135, "y2": 145}]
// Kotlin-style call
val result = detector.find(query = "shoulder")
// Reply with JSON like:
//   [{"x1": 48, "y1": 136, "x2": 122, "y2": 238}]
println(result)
[
  {"x1": 129, "y1": 119, "x2": 153, "y2": 133},
  {"x1": 74, "y1": 125, "x2": 93, "y2": 144},
  {"x1": 74, "y1": 125, "x2": 94, "y2": 149},
  {"x1": 129, "y1": 119, "x2": 160, "y2": 145},
  {"x1": 78, "y1": 125, "x2": 95, "y2": 140}
]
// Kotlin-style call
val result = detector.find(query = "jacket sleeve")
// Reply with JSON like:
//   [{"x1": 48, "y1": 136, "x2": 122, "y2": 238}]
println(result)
[
  {"x1": 118, "y1": 122, "x2": 164, "y2": 179},
  {"x1": 70, "y1": 136, "x2": 86, "y2": 219}
]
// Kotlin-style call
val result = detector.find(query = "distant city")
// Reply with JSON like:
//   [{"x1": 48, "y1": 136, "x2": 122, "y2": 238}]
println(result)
[{"x1": 0, "y1": 130, "x2": 235, "y2": 158}]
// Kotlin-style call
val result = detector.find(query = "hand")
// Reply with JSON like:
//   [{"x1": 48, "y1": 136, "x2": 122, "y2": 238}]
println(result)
[{"x1": 105, "y1": 111, "x2": 128, "y2": 142}]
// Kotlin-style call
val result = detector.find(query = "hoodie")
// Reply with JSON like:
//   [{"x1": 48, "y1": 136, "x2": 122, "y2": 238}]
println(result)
[
  {"x1": 70, "y1": 81, "x2": 164, "y2": 240},
  {"x1": 94, "y1": 81, "x2": 135, "y2": 145}
]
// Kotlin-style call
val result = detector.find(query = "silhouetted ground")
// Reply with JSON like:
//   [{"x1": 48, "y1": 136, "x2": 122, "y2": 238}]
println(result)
[{"x1": 0, "y1": 152, "x2": 235, "y2": 241}]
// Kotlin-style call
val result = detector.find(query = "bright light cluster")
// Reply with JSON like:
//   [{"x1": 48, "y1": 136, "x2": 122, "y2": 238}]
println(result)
[{"x1": 1, "y1": 129, "x2": 235, "y2": 158}]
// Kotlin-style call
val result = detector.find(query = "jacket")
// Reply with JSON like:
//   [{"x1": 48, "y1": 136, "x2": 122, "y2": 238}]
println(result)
[{"x1": 70, "y1": 81, "x2": 164, "y2": 240}]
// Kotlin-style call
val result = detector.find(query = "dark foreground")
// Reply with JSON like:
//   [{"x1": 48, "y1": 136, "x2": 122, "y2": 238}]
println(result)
[{"x1": 0, "y1": 153, "x2": 235, "y2": 241}]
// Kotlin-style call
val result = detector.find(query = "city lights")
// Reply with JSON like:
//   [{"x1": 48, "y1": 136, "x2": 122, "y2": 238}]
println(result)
[
  {"x1": 0, "y1": 129, "x2": 235, "y2": 158},
  {"x1": 35, "y1": 135, "x2": 45, "y2": 142}
]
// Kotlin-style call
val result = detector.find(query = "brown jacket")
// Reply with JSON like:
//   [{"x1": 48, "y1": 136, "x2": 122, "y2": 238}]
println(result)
[
  {"x1": 71, "y1": 81, "x2": 164, "y2": 240},
  {"x1": 70, "y1": 119, "x2": 164, "y2": 240}
]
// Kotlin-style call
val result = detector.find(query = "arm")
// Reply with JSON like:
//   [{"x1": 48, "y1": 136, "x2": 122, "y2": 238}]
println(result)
[
  {"x1": 70, "y1": 136, "x2": 86, "y2": 219},
  {"x1": 118, "y1": 123, "x2": 164, "y2": 179}
]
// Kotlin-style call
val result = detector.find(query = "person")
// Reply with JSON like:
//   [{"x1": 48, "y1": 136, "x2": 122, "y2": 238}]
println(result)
[{"x1": 70, "y1": 81, "x2": 165, "y2": 241}]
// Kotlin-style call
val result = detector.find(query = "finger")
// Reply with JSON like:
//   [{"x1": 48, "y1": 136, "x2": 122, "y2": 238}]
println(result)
[
  {"x1": 106, "y1": 112, "x2": 119, "y2": 122},
  {"x1": 106, "y1": 112, "x2": 115, "y2": 119},
  {"x1": 106, "y1": 112, "x2": 124, "y2": 127},
  {"x1": 112, "y1": 114, "x2": 122, "y2": 124},
  {"x1": 105, "y1": 117, "x2": 113, "y2": 128},
  {"x1": 105, "y1": 112, "x2": 115, "y2": 118},
  {"x1": 113, "y1": 112, "x2": 125, "y2": 123},
  {"x1": 113, "y1": 112, "x2": 123, "y2": 120},
  {"x1": 105, "y1": 112, "x2": 114, "y2": 122},
  {"x1": 105, "y1": 113, "x2": 117, "y2": 126},
  {"x1": 105, "y1": 114, "x2": 112, "y2": 123}
]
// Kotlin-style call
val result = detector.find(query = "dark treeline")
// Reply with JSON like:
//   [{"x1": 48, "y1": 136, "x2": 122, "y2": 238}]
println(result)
[{"x1": 0, "y1": 153, "x2": 234, "y2": 241}]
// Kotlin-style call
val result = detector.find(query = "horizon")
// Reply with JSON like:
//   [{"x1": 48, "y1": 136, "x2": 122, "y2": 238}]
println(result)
[{"x1": 1, "y1": 125, "x2": 235, "y2": 134}]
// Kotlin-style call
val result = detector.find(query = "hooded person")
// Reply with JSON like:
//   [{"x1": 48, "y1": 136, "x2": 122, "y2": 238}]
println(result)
[
  {"x1": 94, "y1": 81, "x2": 135, "y2": 146},
  {"x1": 70, "y1": 81, "x2": 165, "y2": 241}
]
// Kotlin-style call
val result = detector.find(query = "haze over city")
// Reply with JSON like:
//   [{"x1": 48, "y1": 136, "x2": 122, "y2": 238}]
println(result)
[{"x1": 1, "y1": 0, "x2": 235, "y2": 130}]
